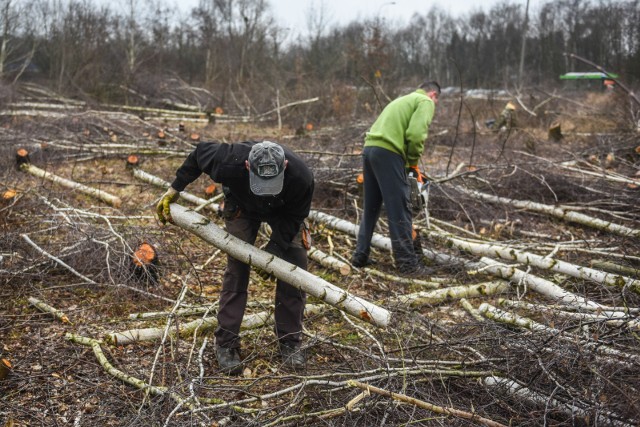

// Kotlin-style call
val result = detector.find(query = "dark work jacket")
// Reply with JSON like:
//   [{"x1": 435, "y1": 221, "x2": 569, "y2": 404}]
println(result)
[{"x1": 171, "y1": 141, "x2": 314, "y2": 251}]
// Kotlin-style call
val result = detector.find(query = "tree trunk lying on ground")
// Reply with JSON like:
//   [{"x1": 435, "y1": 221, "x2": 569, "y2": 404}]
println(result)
[
  {"x1": 20, "y1": 163, "x2": 122, "y2": 208},
  {"x1": 170, "y1": 204, "x2": 391, "y2": 328},
  {"x1": 396, "y1": 281, "x2": 510, "y2": 307},
  {"x1": 426, "y1": 230, "x2": 640, "y2": 293},
  {"x1": 107, "y1": 305, "x2": 324, "y2": 345},
  {"x1": 309, "y1": 211, "x2": 602, "y2": 309},
  {"x1": 455, "y1": 186, "x2": 640, "y2": 238}
]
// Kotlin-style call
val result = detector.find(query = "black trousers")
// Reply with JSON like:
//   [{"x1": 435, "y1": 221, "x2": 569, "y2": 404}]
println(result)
[
  {"x1": 354, "y1": 146, "x2": 418, "y2": 270},
  {"x1": 214, "y1": 215, "x2": 307, "y2": 349}
]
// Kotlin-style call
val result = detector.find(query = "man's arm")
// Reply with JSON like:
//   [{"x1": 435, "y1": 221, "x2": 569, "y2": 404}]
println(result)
[
  {"x1": 405, "y1": 99, "x2": 435, "y2": 166},
  {"x1": 171, "y1": 142, "x2": 221, "y2": 191}
]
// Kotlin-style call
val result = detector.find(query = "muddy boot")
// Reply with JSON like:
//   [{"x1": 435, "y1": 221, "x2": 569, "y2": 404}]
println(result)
[{"x1": 215, "y1": 345, "x2": 242, "y2": 376}]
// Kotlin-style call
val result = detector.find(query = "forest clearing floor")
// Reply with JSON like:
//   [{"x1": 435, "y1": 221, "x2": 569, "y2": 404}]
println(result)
[{"x1": 1, "y1": 86, "x2": 640, "y2": 426}]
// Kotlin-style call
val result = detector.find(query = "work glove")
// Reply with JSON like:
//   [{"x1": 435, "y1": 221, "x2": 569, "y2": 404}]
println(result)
[{"x1": 156, "y1": 187, "x2": 179, "y2": 225}]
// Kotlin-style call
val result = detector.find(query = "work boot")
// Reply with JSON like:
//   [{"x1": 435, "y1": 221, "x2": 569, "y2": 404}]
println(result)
[
  {"x1": 351, "y1": 253, "x2": 375, "y2": 268},
  {"x1": 279, "y1": 341, "x2": 306, "y2": 370},
  {"x1": 400, "y1": 263, "x2": 436, "y2": 278},
  {"x1": 215, "y1": 345, "x2": 242, "y2": 376}
]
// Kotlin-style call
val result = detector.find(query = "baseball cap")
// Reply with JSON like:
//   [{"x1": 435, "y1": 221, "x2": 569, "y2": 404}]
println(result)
[{"x1": 248, "y1": 141, "x2": 286, "y2": 196}]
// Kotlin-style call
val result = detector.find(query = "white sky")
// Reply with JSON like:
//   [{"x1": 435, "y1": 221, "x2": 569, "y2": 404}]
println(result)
[{"x1": 173, "y1": 0, "x2": 518, "y2": 38}]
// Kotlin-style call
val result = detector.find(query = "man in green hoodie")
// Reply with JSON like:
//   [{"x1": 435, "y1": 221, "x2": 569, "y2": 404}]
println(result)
[{"x1": 351, "y1": 80, "x2": 440, "y2": 275}]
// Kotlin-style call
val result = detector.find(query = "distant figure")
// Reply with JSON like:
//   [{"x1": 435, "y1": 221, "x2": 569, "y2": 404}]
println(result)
[{"x1": 492, "y1": 101, "x2": 517, "y2": 131}]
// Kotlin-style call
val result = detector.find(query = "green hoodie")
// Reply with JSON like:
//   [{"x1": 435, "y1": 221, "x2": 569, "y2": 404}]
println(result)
[{"x1": 364, "y1": 89, "x2": 435, "y2": 167}]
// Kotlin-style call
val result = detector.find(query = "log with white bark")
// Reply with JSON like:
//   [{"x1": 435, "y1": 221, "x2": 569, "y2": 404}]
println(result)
[
  {"x1": 170, "y1": 204, "x2": 390, "y2": 327},
  {"x1": 396, "y1": 281, "x2": 509, "y2": 307},
  {"x1": 426, "y1": 230, "x2": 640, "y2": 293},
  {"x1": 478, "y1": 303, "x2": 640, "y2": 364},
  {"x1": 132, "y1": 168, "x2": 220, "y2": 212},
  {"x1": 108, "y1": 305, "x2": 323, "y2": 345},
  {"x1": 308, "y1": 247, "x2": 351, "y2": 275},
  {"x1": 28, "y1": 297, "x2": 71, "y2": 324},
  {"x1": 484, "y1": 376, "x2": 633, "y2": 427},
  {"x1": 455, "y1": 186, "x2": 640, "y2": 238},
  {"x1": 20, "y1": 163, "x2": 122, "y2": 208},
  {"x1": 310, "y1": 211, "x2": 603, "y2": 309},
  {"x1": 498, "y1": 298, "x2": 640, "y2": 331}
]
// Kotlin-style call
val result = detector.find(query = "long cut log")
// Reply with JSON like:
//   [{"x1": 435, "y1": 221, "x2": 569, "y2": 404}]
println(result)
[
  {"x1": 21, "y1": 163, "x2": 122, "y2": 208},
  {"x1": 427, "y1": 230, "x2": 640, "y2": 293},
  {"x1": 310, "y1": 211, "x2": 602, "y2": 309},
  {"x1": 170, "y1": 204, "x2": 390, "y2": 327},
  {"x1": 456, "y1": 186, "x2": 640, "y2": 238}
]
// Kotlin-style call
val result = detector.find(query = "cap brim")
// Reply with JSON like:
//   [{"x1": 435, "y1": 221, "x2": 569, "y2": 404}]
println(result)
[{"x1": 249, "y1": 170, "x2": 284, "y2": 196}]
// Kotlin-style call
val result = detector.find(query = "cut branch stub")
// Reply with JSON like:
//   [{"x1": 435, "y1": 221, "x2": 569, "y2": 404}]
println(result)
[
  {"x1": 126, "y1": 154, "x2": 140, "y2": 168},
  {"x1": 0, "y1": 358, "x2": 11, "y2": 380},
  {"x1": 131, "y1": 242, "x2": 159, "y2": 285},
  {"x1": 169, "y1": 203, "x2": 391, "y2": 327},
  {"x1": 16, "y1": 148, "x2": 30, "y2": 166}
]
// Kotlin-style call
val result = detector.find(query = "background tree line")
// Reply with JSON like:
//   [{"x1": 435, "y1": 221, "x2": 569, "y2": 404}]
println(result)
[{"x1": 1, "y1": 0, "x2": 639, "y2": 117}]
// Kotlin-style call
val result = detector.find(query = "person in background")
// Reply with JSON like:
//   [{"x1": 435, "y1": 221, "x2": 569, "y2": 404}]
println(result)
[
  {"x1": 157, "y1": 140, "x2": 314, "y2": 375},
  {"x1": 351, "y1": 80, "x2": 440, "y2": 276}
]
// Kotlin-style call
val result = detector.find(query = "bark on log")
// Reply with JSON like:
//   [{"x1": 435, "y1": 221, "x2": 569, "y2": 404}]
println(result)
[
  {"x1": 308, "y1": 247, "x2": 351, "y2": 275},
  {"x1": 456, "y1": 186, "x2": 640, "y2": 238},
  {"x1": 132, "y1": 168, "x2": 219, "y2": 212},
  {"x1": 170, "y1": 204, "x2": 390, "y2": 327},
  {"x1": 484, "y1": 376, "x2": 633, "y2": 427},
  {"x1": 427, "y1": 230, "x2": 640, "y2": 293},
  {"x1": 396, "y1": 281, "x2": 509, "y2": 307},
  {"x1": 107, "y1": 305, "x2": 323, "y2": 345},
  {"x1": 20, "y1": 163, "x2": 122, "y2": 208},
  {"x1": 28, "y1": 297, "x2": 71, "y2": 324},
  {"x1": 310, "y1": 211, "x2": 602, "y2": 309}
]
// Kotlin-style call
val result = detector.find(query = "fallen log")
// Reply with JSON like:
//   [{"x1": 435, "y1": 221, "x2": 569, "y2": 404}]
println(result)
[
  {"x1": 132, "y1": 167, "x2": 219, "y2": 212},
  {"x1": 478, "y1": 303, "x2": 640, "y2": 364},
  {"x1": 108, "y1": 305, "x2": 323, "y2": 345},
  {"x1": 310, "y1": 211, "x2": 602, "y2": 308},
  {"x1": 28, "y1": 297, "x2": 71, "y2": 324},
  {"x1": 426, "y1": 230, "x2": 640, "y2": 293},
  {"x1": 18, "y1": 153, "x2": 122, "y2": 208},
  {"x1": 396, "y1": 281, "x2": 509, "y2": 307},
  {"x1": 455, "y1": 186, "x2": 640, "y2": 238},
  {"x1": 308, "y1": 247, "x2": 351, "y2": 275},
  {"x1": 170, "y1": 204, "x2": 390, "y2": 327}
]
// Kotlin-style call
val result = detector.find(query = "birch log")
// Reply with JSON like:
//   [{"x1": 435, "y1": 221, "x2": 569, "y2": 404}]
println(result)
[
  {"x1": 107, "y1": 305, "x2": 324, "y2": 345},
  {"x1": 310, "y1": 211, "x2": 602, "y2": 309},
  {"x1": 478, "y1": 303, "x2": 640, "y2": 364},
  {"x1": 170, "y1": 204, "x2": 390, "y2": 327},
  {"x1": 308, "y1": 247, "x2": 351, "y2": 275},
  {"x1": 20, "y1": 163, "x2": 122, "y2": 208},
  {"x1": 132, "y1": 168, "x2": 220, "y2": 212},
  {"x1": 396, "y1": 281, "x2": 509, "y2": 307},
  {"x1": 483, "y1": 376, "x2": 633, "y2": 427},
  {"x1": 426, "y1": 230, "x2": 640, "y2": 293},
  {"x1": 456, "y1": 186, "x2": 640, "y2": 238},
  {"x1": 28, "y1": 297, "x2": 71, "y2": 324}
]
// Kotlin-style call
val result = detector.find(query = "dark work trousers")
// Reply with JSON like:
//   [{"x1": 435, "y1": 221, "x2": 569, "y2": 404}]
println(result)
[
  {"x1": 215, "y1": 215, "x2": 307, "y2": 349},
  {"x1": 354, "y1": 146, "x2": 418, "y2": 270}
]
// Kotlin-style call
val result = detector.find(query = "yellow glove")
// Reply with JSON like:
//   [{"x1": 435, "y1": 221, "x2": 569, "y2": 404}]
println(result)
[{"x1": 156, "y1": 188, "x2": 179, "y2": 225}]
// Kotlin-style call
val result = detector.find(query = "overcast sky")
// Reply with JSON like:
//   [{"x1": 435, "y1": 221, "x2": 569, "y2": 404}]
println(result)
[{"x1": 174, "y1": 0, "x2": 534, "y2": 38}]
